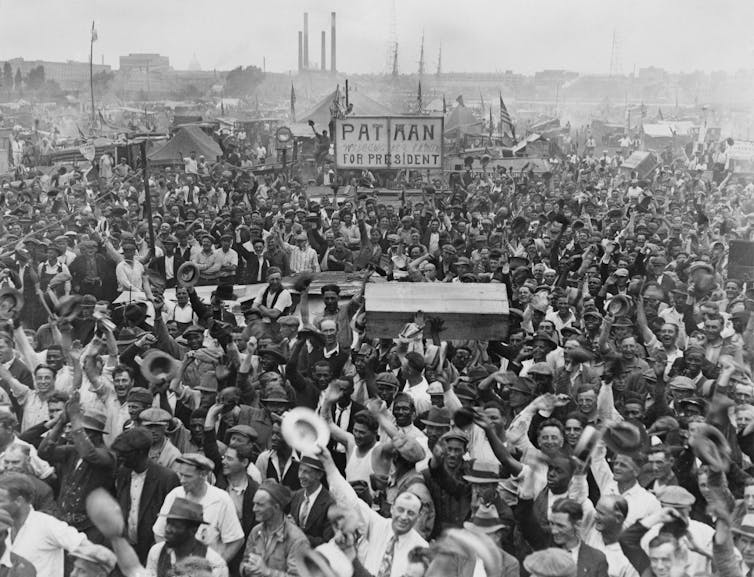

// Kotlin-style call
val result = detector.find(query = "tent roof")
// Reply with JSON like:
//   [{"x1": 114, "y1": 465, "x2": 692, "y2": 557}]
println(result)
[
  {"x1": 299, "y1": 89, "x2": 392, "y2": 126},
  {"x1": 148, "y1": 125, "x2": 222, "y2": 163},
  {"x1": 444, "y1": 105, "x2": 483, "y2": 137},
  {"x1": 643, "y1": 124, "x2": 674, "y2": 138}
]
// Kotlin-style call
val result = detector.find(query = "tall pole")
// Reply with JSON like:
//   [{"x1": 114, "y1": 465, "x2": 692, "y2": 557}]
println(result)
[
  {"x1": 139, "y1": 140, "x2": 156, "y2": 250},
  {"x1": 89, "y1": 22, "x2": 96, "y2": 129}
]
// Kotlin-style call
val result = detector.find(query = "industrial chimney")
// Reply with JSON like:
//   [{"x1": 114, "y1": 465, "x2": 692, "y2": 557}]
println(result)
[
  {"x1": 303, "y1": 13, "x2": 309, "y2": 69},
  {"x1": 298, "y1": 31, "x2": 303, "y2": 72},
  {"x1": 330, "y1": 12, "x2": 336, "y2": 73},
  {"x1": 321, "y1": 31, "x2": 326, "y2": 71}
]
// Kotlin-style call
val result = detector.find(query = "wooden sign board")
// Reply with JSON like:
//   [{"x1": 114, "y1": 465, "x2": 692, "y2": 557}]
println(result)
[
  {"x1": 728, "y1": 240, "x2": 754, "y2": 282},
  {"x1": 365, "y1": 282, "x2": 509, "y2": 341}
]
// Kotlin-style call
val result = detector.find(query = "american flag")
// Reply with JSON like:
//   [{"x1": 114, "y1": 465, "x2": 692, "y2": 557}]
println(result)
[{"x1": 499, "y1": 92, "x2": 516, "y2": 141}]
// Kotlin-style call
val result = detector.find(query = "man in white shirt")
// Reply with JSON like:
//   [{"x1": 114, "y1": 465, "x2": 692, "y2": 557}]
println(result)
[
  {"x1": 216, "y1": 234, "x2": 238, "y2": 283},
  {"x1": 154, "y1": 454, "x2": 244, "y2": 563},
  {"x1": 251, "y1": 267, "x2": 292, "y2": 324},
  {"x1": 184, "y1": 151, "x2": 198, "y2": 175},
  {"x1": 115, "y1": 241, "x2": 145, "y2": 294},
  {"x1": 319, "y1": 447, "x2": 428, "y2": 577},
  {"x1": 0, "y1": 473, "x2": 89, "y2": 577},
  {"x1": 401, "y1": 352, "x2": 431, "y2": 416}
]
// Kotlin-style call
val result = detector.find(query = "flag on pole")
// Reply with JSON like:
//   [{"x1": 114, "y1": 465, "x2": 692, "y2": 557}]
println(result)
[
  {"x1": 91, "y1": 21, "x2": 98, "y2": 43},
  {"x1": 456, "y1": 95, "x2": 464, "y2": 107},
  {"x1": 479, "y1": 91, "x2": 485, "y2": 114},
  {"x1": 657, "y1": 107, "x2": 663, "y2": 121},
  {"x1": 290, "y1": 83, "x2": 296, "y2": 122},
  {"x1": 499, "y1": 92, "x2": 516, "y2": 141}
]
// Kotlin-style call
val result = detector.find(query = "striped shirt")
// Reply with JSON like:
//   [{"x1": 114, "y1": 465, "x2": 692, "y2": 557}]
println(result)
[{"x1": 283, "y1": 242, "x2": 320, "y2": 274}]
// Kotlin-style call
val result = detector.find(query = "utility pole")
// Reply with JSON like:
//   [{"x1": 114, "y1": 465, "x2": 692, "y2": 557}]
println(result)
[
  {"x1": 436, "y1": 44, "x2": 442, "y2": 77},
  {"x1": 418, "y1": 31, "x2": 425, "y2": 76}
]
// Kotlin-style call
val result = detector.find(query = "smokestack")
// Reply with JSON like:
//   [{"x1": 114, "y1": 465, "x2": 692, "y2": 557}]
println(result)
[
  {"x1": 297, "y1": 31, "x2": 303, "y2": 72},
  {"x1": 303, "y1": 13, "x2": 309, "y2": 69},
  {"x1": 321, "y1": 31, "x2": 326, "y2": 71},
  {"x1": 331, "y1": 12, "x2": 336, "y2": 73}
]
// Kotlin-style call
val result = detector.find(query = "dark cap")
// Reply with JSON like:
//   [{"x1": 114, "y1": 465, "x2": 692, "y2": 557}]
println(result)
[{"x1": 111, "y1": 427, "x2": 152, "y2": 453}]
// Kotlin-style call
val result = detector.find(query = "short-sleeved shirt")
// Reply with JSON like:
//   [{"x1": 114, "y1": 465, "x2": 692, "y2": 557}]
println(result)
[{"x1": 153, "y1": 485, "x2": 244, "y2": 554}]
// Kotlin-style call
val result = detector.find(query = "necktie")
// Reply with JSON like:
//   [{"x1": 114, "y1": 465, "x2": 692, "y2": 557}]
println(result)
[
  {"x1": 299, "y1": 496, "x2": 310, "y2": 527},
  {"x1": 377, "y1": 535, "x2": 397, "y2": 577}
]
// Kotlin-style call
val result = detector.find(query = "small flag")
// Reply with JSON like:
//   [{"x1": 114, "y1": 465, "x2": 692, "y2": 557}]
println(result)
[
  {"x1": 91, "y1": 21, "x2": 98, "y2": 43},
  {"x1": 456, "y1": 95, "x2": 464, "y2": 107},
  {"x1": 290, "y1": 83, "x2": 296, "y2": 122},
  {"x1": 658, "y1": 107, "x2": 663, "y2": 121},
  {"x1": 499, "y1": 92, "x2": 516, "y2": 142},
  {"x1": 479, "y1": 91, "x2": 485, "y2": 114},
  {"x1": 442, "y1": 94, "x2": 447, "y2": 114}
]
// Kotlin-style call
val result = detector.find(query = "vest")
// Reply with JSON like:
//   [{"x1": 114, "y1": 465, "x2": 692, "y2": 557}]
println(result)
[
  {"x1": 260, "y1": 286, "x2": 291, "y2": 316},
  {"x1": 156, "y1": 541, "x2": 208, "y2": 577}
]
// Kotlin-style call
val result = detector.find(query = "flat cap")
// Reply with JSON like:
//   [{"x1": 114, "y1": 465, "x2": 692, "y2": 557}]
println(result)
[
  {"x1": 227, "y1": 424, "x2": 258, "y2": 440},
  {"x1": 656, "y1": 485, "x2": 695, "y2": 507},
  {"x1": 524, "y1": 548, "x2": 577, "y2": 577},
  {"x1": 258, "y1": 479, "x2": 292, "y2": 508},
  {"x1": 175, "y1": 453, "x2": 215, "y2": 472},
  {"x1": 139, "y1": 407, "x2": 172, "y2": 425},
  {"x1": 126, "y1": 387, "x2": 154, "y2": 405}
]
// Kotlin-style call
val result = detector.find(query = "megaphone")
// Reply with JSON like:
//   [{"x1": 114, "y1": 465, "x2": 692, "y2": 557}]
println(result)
[
  {"x1": 281, "y1": 407, "x2": 330, "y2": 456},
  {"x1": 176, "y1": 262, "x2": 200, "y2": 288},
  {"x1": 140, "y1": 349, "x2": 181, "y2": 384},
  {"x1": 0, "y1": 288, "x2": 23, "y2": 320}
]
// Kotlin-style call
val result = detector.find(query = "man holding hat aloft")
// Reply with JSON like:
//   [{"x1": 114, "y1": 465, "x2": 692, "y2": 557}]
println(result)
[
  {"x1": 154, "y1": 454, "x2": 244, "y2": 563},
  {"x1": 147, "y1": 498, "x2": 228, "y2": 577},
  {"x1": 37, "y1": 398, "x2": 116, "y2": 539},
  {"x1": 317, "y1": 446, "x2": 427, "y2": 577},
  {"x1": 242, "y1": 479, "x2": 309, "y2": 577}
]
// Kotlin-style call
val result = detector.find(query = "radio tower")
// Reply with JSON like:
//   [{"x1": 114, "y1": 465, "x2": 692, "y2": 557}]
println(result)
[
  {"x1": 436, "y1": 44, "x2": 442, "y2": 77},
  {"x1": 609, "y1": 29, "x2": 623, "y2": 76},
  {"x1": 418, "y1": 31, "x2": 425, "y2": 76},
  {"x1": 385, "y1": 0, "x2": 399, "y2": 76}
]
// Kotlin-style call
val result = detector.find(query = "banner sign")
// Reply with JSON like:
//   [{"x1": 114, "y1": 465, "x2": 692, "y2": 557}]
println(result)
[
  {"x1": 335, "y1": 116, "x2": 443, "y2": 169},
  {"x1": 79, "y1": 143, "x2": 96, "y2": 162}
]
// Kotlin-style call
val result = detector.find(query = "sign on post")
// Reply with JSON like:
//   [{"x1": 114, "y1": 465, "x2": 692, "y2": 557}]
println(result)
[{"x1": 334, "y1": 116, "x2": 443, "y2": 169}]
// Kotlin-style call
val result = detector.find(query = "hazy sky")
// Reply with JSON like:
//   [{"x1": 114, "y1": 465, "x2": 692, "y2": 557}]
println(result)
[{"x1": 1, "y1": 0, "x2": 752, "y2": 74}]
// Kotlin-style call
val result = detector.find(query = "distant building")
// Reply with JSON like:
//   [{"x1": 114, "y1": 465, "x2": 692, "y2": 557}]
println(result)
[
  {"x1": 5, "y1": 57, "x2": 111, "y2": 91},
  {"x1": 119, "y1": 53, "x2": 171, "y2": 73}
]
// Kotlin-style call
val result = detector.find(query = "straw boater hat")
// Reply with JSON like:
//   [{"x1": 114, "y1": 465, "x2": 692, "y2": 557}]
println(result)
[{"x1": 463, "y1": 461, "x2": 503, "y2": 484}]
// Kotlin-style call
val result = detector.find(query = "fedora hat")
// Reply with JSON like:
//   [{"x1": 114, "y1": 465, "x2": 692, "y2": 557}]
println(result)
[
  {"x1": 214, "y1": 283, "x2": 238, "y2": 301},
  {"x1": 602, "y1": 421, "x2": 642, "y2": 455},
  {"x1": 139, "y1": 349, "x2": 181, "y2": 384},
  {"x1": 297, "y1": 542, "x2": 354, "y2": 577},
  {"x1": 176, "y1": 261, "x2": 200, "y2": 287},
  {"x1": 258, "y1": 345, "x2": 287, "y2": 365},
  {"x1": 573, "y1": 425, "x2": 602, "y2": 461},
  {"x1": 0, "y1": 287, "x2": 23, "y2": 320},
  {"x1": 281, "y1": 407, "x2": 330, "y2": 456},
  {"x1": 164, "y1": 497, "x2": 205, "y2": 524},
  {"x1": 533, "y1": 331, "x2": 559, "y2": 351},
  {"x1": 463, "y1": 503, "x2": 507, "y2": 533},
  {"x1": 463, "y1": 460, "x2": 503, "y2": 484},
  {"x1": 81, "y1": 409, "x2": 107, "y2": 433},
  {"x1": 688, "y1": 423, "x2": 731, "y2": 472},
  {"x1": 420, "y1": 406, "x2": 451, "y2": 427},
  {"x1": 606, "y1": 294, "x2": 632, "y2": 317}
]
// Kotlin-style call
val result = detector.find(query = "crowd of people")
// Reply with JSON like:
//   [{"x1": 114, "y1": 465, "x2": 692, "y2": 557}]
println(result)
[{"x1": 0, "y1": 128, "x2": 752, "y2": 577}]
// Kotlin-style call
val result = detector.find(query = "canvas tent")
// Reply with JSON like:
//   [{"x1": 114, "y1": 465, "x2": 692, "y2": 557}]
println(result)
[
  {"x1": 299, "y1": 89, "x2": 392, "y2": 126},
  {"x1": 148, "y1": 125, "x2": 222, "y2": 164},
  {"x1": 444, "y1": 105, "x2": 483, "y2": 138}
]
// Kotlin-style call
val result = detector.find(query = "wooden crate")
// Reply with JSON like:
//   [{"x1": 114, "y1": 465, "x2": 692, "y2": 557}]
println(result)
[{"x1": 365, "y1": 282, "x2": 509, "y2": 341}]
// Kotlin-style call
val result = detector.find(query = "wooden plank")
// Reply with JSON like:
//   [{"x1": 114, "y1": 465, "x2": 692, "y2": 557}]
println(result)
[
  {"x1": 366, "y1": 311, "x2": 509, "y2": 341},
  {"x1": 365, "y1": 282, "x2": 508, "y2": 315}
]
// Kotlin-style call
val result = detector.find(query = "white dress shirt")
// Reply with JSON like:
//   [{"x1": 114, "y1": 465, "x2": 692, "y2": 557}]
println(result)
[
  {"x1": 11, "y1": 509, "x2": 87, "y2": 577},
  {"x1": 128, "y1": 470, "x2": 147, "y2": 542}
]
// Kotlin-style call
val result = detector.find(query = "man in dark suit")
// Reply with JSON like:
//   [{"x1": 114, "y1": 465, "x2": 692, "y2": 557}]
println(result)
[
  {"x1": 68, "y1": 240, "x2": 117, "y2": 301},
  {"x1": 220, "y1": 444, "x2": 259, "y2": 575},
  {"x1": 549, "y1": 498, "x2": 608, "y2": 577},
  {"x1": 149, "y1": 235, "x2": 184, "y2": 288},
  {"x1": 237, "y1": 237, "x2": 269, "y2": 284},
  {"x1": 290, "y1": 456, "x2": 334, "y2": 547},
  {"x1": 329, "y1": 379, "x2": 366, "y2": 473},
  {"x1": 111, "y1": 428, "x2": 179, "y2": 563}
]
